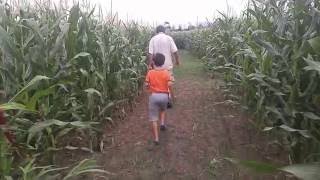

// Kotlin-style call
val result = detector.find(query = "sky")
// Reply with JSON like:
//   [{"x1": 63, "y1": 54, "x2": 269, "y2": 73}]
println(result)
[{"x1": 91, "y1": 0, "x2": 248, "y2": 26}]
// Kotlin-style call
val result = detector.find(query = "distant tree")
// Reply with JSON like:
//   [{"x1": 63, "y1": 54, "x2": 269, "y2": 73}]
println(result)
[{"x1": 188, "y1": 24, "x2": 196, "y2": 30}]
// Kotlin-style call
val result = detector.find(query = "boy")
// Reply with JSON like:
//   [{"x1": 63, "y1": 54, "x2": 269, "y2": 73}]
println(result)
[{"x1": 145, "y1": 53, "x2": 173, "y2": 145}]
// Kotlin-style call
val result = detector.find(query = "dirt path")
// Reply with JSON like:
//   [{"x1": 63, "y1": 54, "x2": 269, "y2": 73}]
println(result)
[{"x1": 94, "y1": 51, "x2": 286, "y2": 180}]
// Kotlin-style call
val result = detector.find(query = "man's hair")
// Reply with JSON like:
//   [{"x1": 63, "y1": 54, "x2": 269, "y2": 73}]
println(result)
[
  {"x1": 156, "y1": 25, "x2": 165, "y2": 33},
  {"x1": 154, "y1": 53, "x2": 165, "y2": 67}
]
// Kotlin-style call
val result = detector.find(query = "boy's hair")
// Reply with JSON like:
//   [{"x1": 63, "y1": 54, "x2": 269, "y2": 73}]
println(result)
[
  {"x1": 154, "y1": 53, "x2": 165, "y2": 67},
  {"x1": 156, "y1": 25, "x2": 165, "y2": 33}
]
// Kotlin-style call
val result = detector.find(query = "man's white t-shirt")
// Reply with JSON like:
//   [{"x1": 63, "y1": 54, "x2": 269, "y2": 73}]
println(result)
[{"x1": 148, "y1": 32, "x2": 178, "y2": 70}]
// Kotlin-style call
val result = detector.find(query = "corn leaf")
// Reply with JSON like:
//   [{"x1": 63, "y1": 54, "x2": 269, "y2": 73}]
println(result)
[
  {"x1": 0, "y1": 102, "x2": 36, "y2": 112},
  {"x1": 308, "y1": 36, "x2": 320, "y2": 54},
  {"x1": 0, "y1": 26, "x2": 22, "y2": 60},
  {"x1": 304, "y1": 55, "x2": 320, "y2": 75},
  {"x1": 9, "y1": 75, "x2": 50, "y2": 103},
  {"x1": 63, "y1": 159, "x2": 113, "y2": 180},
  {"x1": 225, "y1": 158, "x2": 279, "y2": 174},
  {"x1": 281, "y1": 163, "x2": 320, "y2": 180},
  {"x1": 27, "y1": 119, "x2": 69, "y2": 143}
]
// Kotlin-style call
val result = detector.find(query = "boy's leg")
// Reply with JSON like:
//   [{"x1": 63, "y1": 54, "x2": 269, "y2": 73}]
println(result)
[
  {"x1": 160, "y1": 110, "x2": 165, "y2": 126},
  {"x1": 152, "y1": 121, "x2": 159, "y2": 143},
  {"x1": 161, "y1": 93, "x2": 169, "y2": 131},
  {"x1": 160, "y1": 110, "x2": 166, "y2": 131},
  {"x1": 149, "y1": 94, "x2": 160, "y2": 144}
]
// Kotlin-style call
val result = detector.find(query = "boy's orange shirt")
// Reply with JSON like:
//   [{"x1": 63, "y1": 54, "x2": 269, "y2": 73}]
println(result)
[{"x1": 145, "y1": 69, "x2": 170, "y2": 93}]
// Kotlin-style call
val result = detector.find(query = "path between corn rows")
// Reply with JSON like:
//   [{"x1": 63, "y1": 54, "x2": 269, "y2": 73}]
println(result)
[{"x1": 93, "y1": 51, "x2": 285, "y2": 180}]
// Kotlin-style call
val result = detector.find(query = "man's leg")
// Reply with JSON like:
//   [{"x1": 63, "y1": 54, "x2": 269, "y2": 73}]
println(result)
[{"x1": 168, "y1": 69, "x2": 175, "y2": 108}]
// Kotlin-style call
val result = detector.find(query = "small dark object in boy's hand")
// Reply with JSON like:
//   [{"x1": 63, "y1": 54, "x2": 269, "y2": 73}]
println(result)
[{"x1": 167, "y1": 101, "x2": 173, "y2": 109}]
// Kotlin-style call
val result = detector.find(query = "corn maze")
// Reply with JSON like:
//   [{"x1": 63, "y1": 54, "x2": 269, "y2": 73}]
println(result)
[
  {"x1": 0, "y1": 1, "x2": 150, "y2": 179},
  {"x1": 1, "y1": 0, "x2": 320, "y2": 179}
]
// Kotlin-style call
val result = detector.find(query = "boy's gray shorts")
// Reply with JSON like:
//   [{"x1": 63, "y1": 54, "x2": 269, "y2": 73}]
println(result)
[{"x1": 149, "y1": 93, "x2": 169, "y2": 121}]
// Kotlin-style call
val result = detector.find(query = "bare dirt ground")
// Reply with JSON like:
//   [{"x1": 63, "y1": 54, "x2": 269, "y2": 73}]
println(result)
[{"x1": 92, "y1": 51, "x2": 288, "y2": 180}]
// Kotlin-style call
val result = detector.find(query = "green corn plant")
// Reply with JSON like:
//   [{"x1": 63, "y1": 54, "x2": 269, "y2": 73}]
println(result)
[
  {"x1": 0, "y1": 130, "x2": 13, "y2": 178},
  {"x1": 16, "y1": 158, "x2": 109, "y2": 180},
  {"x1": 186, "y1": 0, "x2": 320, "y2": 166},
  {"x1": 62, "y1": 159, "x2": 112, "y2": 180},
  {"x1": 0, "y1": 0, "x2": 151, "y2": 178},
  {"x1": 225, "y1": 158, "x2": 320, "y2": 180},
  {"x1": 18, "y1": 158, "x2": 65, "y2": 180}
]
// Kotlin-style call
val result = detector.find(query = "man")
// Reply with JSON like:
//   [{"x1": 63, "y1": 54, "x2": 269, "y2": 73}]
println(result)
[{"x1": 148, "y1": 25, "x2": 180, "y2": 93}]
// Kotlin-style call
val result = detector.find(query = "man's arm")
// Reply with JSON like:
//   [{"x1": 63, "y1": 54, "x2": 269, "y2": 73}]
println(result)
[
  {"x1": 148, "y1": 38, "x2": 154, "y2": 69},
  {"x1": 148, "y1": 53, "x2": 154, "y2": 69},
  {"x1": 173, "y1": 51, "x2": 180, "y2": 66},
  {"x1": 169, "y1": 36, "x2": 180, "y2": 66}
]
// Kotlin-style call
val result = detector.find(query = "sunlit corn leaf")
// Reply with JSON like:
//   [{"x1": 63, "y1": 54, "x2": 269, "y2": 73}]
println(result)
[
  {"x1": 225, "y1": 158, "x2": 320, "y2": 180},
  {"x1": 308, "y1": 36, "x2": 320, "y2": 54},
  {"x1": 264, "y1": 125, "x2": 311, "y2": 138},
  {"x1": 303, "y1": 112, "x2": 320, "y2": 120},
  {"x1": 26, "y1": 85, "x2": 56, "y2": 111},
  {"x1": 9, "y1": 75, "x2": 50, "y2": 103},
  {"x1": 304, "y1": 55, "x2": 320, "y2": 75},
  {"x1": 4, "y1": 176, "x2": 13, "y2": 180},
  {"x1": 70, "y1": 52, "x2": 91, "y2": 62},
  {"x1": 84, "y1": 88, "x2": 102, "y2": 97},
  {"x1": 0, "y1": 102, "x2": 36, "y2": 112},
  {"x1": 280, "y1": 163, "x2": 320, "y2": 180},
  {"x1": 69, "y1": 121, "x2": 99, "y2": 128},
  {"x1": 235, "y1": 48, "x2": 257, "y2": 59},
  {"x1": 225, "y1": 158, "x2": 279, "y2": 174},
  {"x1": 63, "y1": 159, "x2": 113, "y2": 180},
  {"x1": 35, "y1": 166, "x2": 67, "y2": 180},
  {"x1": 27, "y1": 119, "x2": 69, "y2": 143}
]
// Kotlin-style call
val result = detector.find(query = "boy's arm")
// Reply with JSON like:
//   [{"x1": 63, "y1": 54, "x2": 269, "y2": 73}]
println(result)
[
  {"x1": 168, "y1": 82, "x2": 174, "y2": 100},
  {"x1": 144, "y1": 72, "x2": 150, "y2": 89},
  {"x1": 168, "y1": 73, "x2": 174, "y2": 100},
  {"x1": 144, "y1": 81, "x2": 150, "y2": 89}
]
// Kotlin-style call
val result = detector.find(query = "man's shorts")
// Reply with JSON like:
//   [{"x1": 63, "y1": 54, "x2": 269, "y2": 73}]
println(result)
[{"x1": 148, "y1": 93, "x2": 169, "y2": 121}]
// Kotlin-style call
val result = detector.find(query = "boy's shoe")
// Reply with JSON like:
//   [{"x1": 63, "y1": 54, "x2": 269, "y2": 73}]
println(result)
[
  {"x1": 160, "y1": 125, "x2": 166, "y2": 131},
  {"x1": 147, "y1": 140, "x2": 159, "y2": 151},
  {"x1": 167, "y1": 101, "x2": 173, "y2": 109}
]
